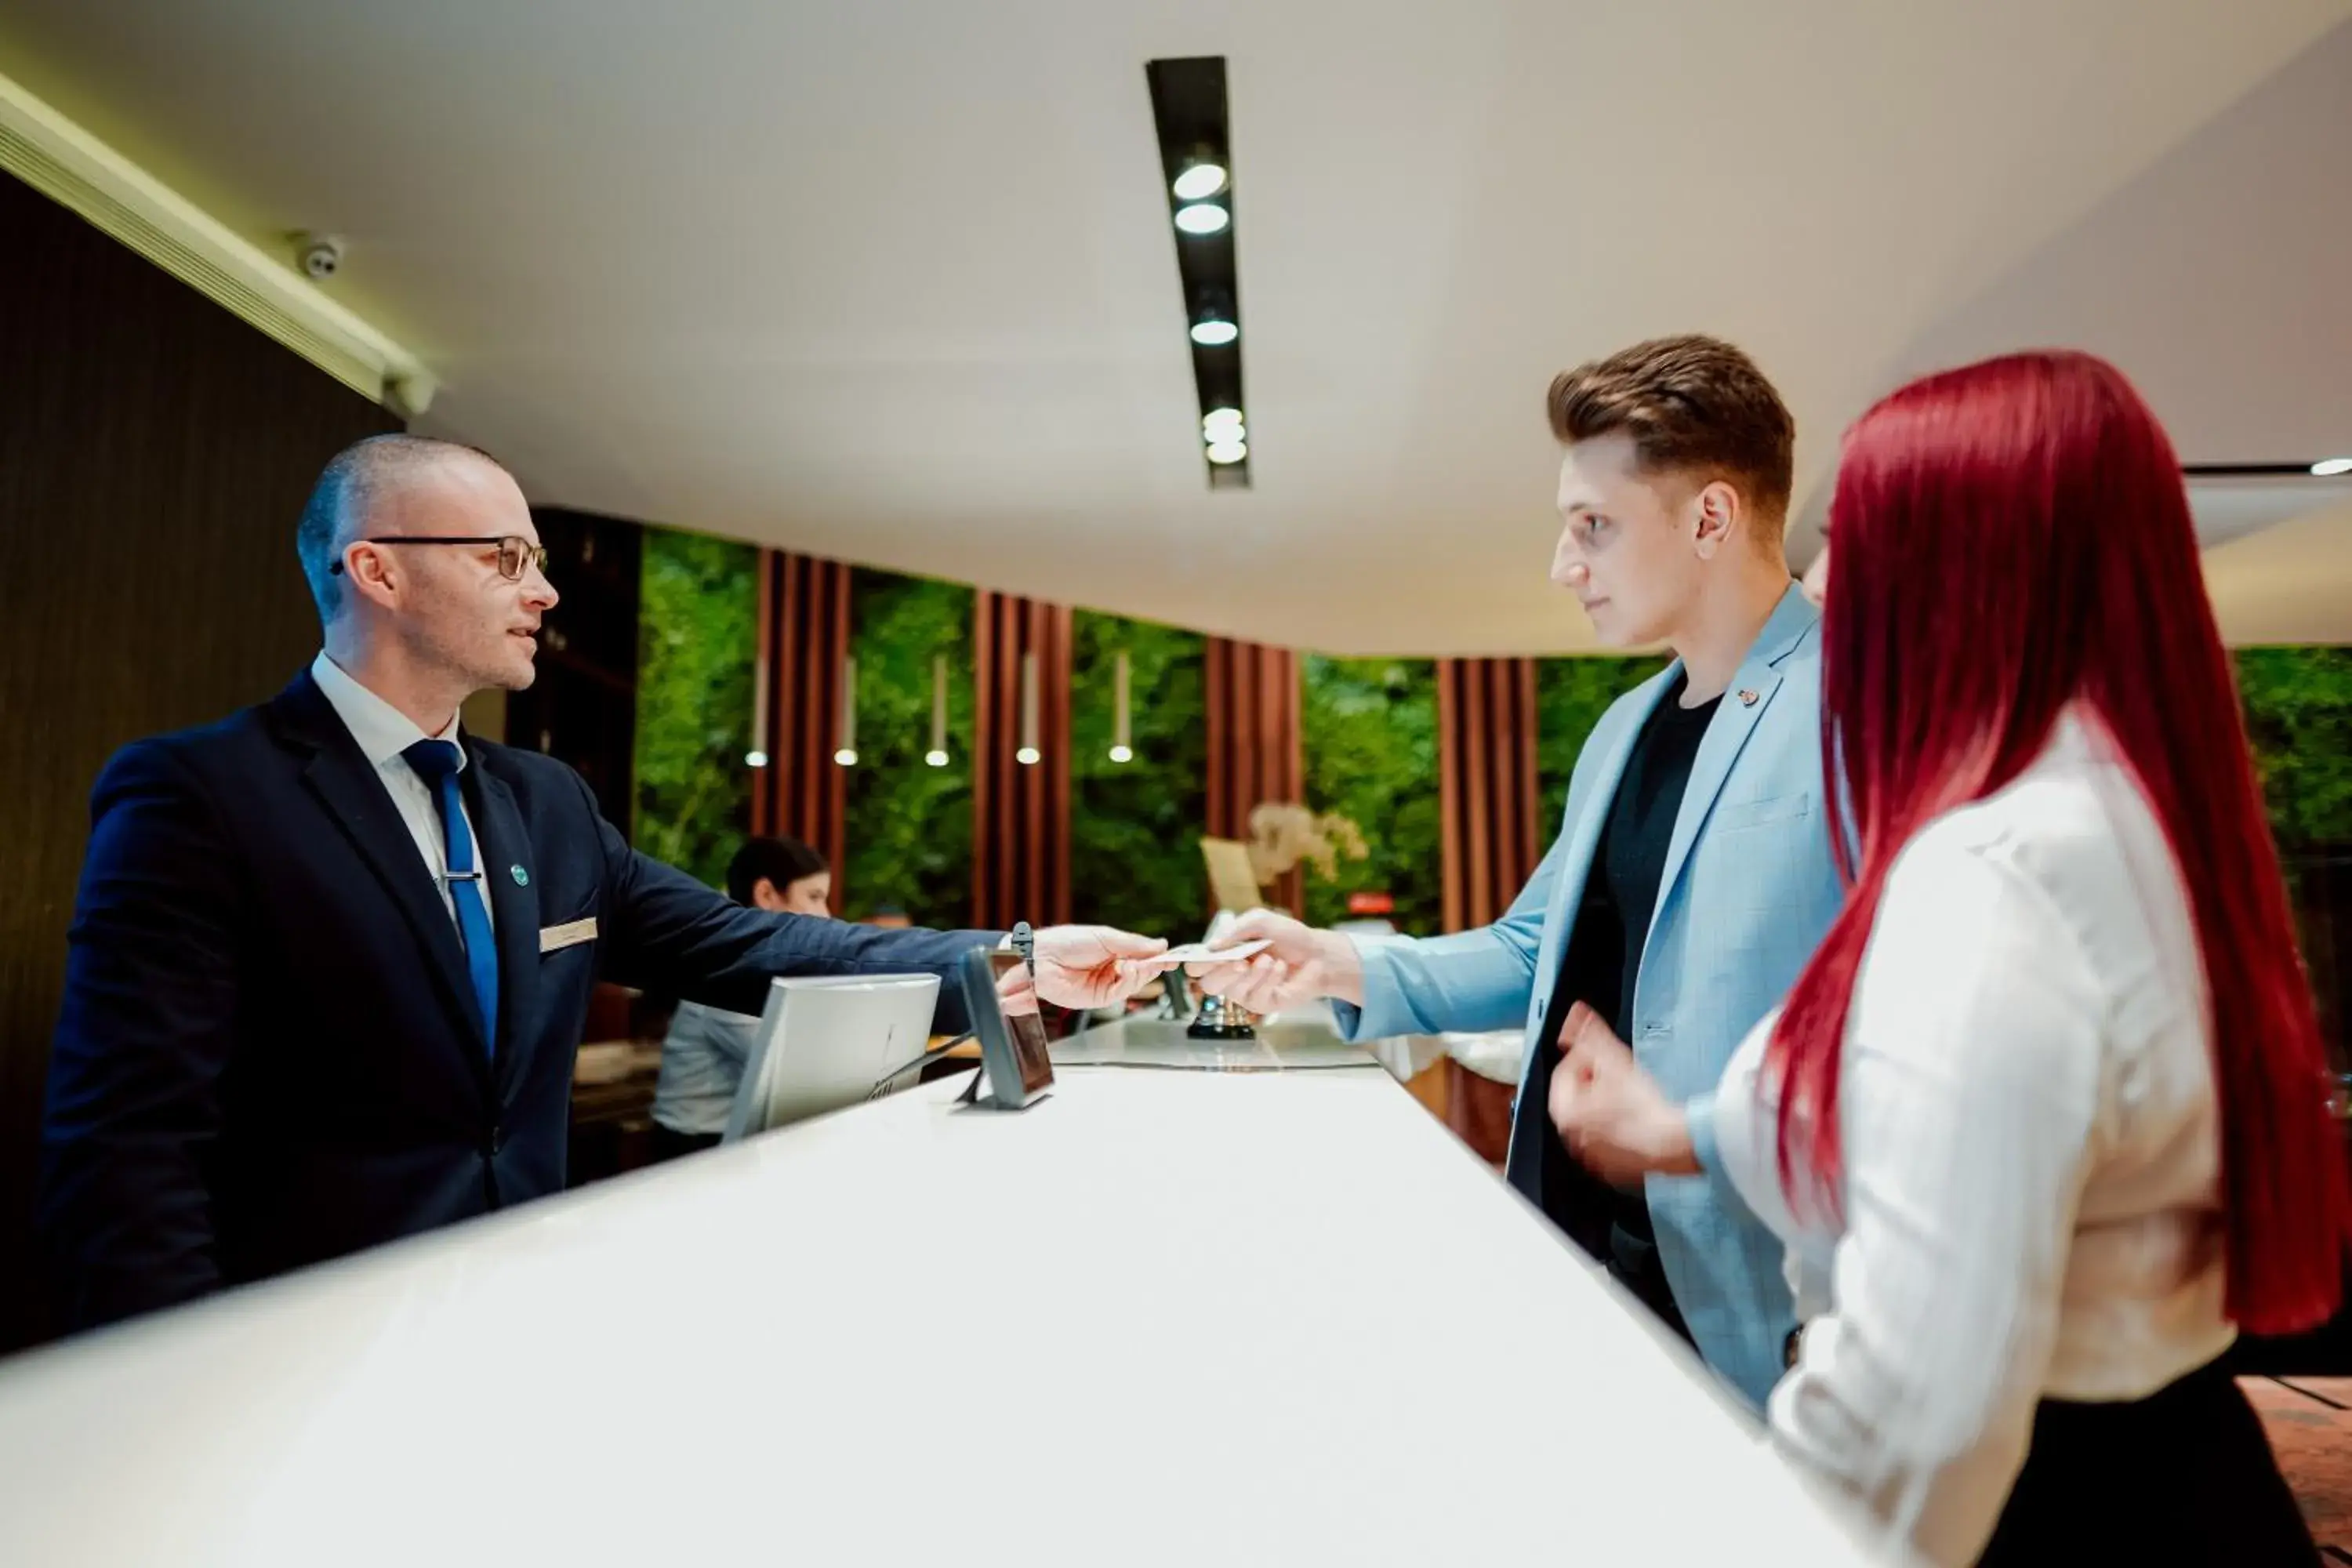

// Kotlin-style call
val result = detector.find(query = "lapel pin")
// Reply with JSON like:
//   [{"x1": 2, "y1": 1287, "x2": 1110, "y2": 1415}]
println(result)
[
  {"x1": 1737, "y1": 689, "x2": 1760, "y2": 707},
  {"x1": 510, "y1": 866, "x2": 529, "y2": 887}
]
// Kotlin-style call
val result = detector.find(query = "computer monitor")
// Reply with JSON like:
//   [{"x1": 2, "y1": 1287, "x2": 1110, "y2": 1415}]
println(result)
[{"x1": 720, "y1": 973, "x2": 942, "y2": 1142}]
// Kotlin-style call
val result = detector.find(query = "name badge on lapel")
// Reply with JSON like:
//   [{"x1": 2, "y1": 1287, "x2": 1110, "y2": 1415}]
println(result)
[{"x1": 539, "y1": 917, "x2": 598, "y2": 954}]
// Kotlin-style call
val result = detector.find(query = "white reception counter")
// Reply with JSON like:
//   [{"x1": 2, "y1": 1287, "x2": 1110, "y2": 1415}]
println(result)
[{"x1": 0, "y1": 1018, "x2": 1887, "y2": 1566}]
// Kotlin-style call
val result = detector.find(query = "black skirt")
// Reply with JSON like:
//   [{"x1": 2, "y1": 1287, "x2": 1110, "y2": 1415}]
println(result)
[{"x1": 1974, "y1": 1355, "x2": 2316, "y2": 1566}]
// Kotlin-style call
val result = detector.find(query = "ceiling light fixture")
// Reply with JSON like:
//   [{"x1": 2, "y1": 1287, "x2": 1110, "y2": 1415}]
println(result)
[
  {"x1": 1174, "y1": 202, "x2": 1229, "y2": 236},
  {"x1": 1207, "y1": 439, "x2": 1247, "y2": 465},
  {"x1": 1190, "y1": 307, "x2": 1238, "y2": 347},
  {"x1": 1110, "y1": 651, "x2": 1134, "y2": 764},
  {"x1": 2311, "y1": 456, "x2": 2352, "y2": 477},
  {"x1": 925, "y1": 654, "x2": 951, "y2": 768},
  {"x1": 1018, "y1": 652, "x2": 1042, "y2": 768},
  {"x1": 833, "y1": 656, "x2": 858, "y2": 768},
  {"x1": 1173, "y1": 158, "x2": 1228, "y2": 201},
  {"x1": 1203, "y1": 407, "x2": 1244, "y2": 437}
]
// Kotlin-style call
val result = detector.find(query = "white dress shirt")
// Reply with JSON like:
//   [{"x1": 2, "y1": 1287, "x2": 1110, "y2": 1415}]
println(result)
[
  {"x1": 1698, "y1": 710, "x2": 2234, "y2": 1566},
  {"x1": 310, "y1": 652, "x2": 495, "y2": 936}
]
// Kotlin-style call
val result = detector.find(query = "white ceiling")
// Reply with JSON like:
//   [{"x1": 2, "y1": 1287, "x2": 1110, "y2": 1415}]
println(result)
[{"x1": 6, "y1": 0, "x2": 2351, "y2": 654}]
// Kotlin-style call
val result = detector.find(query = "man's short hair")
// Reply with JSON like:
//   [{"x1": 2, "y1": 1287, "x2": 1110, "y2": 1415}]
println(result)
[
  {"x1": 726, "y1": 836, "x2": 829, "y2": 906},
  {"x1": 296, "y1": 434, "x2": 505, "y2": 621},
  {"x1": 1545, "y1": 335, "x2": 1796, "y2": 531}
]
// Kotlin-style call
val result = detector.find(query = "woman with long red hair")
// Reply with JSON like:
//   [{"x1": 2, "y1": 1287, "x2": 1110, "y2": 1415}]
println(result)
[{"x1": 1551, "y1": 350, "x2": 2346, "y2": 1566}]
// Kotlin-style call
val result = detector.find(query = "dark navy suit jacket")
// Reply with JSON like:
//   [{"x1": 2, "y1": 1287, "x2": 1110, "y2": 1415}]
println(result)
[{"x1": 39, "y1": 670, "x2": 1000, "y2": 1331}]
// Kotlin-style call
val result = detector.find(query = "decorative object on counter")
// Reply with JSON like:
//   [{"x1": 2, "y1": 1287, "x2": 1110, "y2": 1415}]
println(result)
[
  {"x1": 1186, "y1": 989, "x2": 1258, "y2": 1041},
  {"x1": 1245, "y1": 801, "x2": 1369, "y2": 886}
]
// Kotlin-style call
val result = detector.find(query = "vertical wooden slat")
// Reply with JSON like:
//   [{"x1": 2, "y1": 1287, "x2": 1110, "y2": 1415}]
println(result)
[
  {"x1": 1465, "y1": 660, "x2": 1492, "y2": 925},
  {"x1": 1437, "y1": 659, "x2": 1463, "y2": 935},
  {"x1": 1515, "y1": 659, "x2": 1540, "y2": 870},
  {"x1": 1214, "y1": 639, "x2": 1232, "y2": 841},
  {"x1": 1271, "y1": 648, "x2": 1301, "y2": 915},
  {"x1": 825, "y1": 561, "x2": 852, "y2": 891},
  {"x1": 971, "y1": 593, "x2": 996, "y2": 926},
  {"x1": 750, "y1": 550, "x2": 774, "y2": 837},
  {"x1": 1047, "y1": 604, "x2": 1073, "y2": 924}
]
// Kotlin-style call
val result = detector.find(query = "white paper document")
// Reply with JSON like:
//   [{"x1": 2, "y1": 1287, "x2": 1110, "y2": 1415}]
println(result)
[{"x1": 1157, "y1": 939, "x2": 1273, "y2": 965}]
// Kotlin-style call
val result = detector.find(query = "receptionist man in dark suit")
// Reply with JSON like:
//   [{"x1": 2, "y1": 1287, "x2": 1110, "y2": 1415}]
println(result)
[{"x1": 39, "y1": 434, "x2": 1170, "y2": 1332}]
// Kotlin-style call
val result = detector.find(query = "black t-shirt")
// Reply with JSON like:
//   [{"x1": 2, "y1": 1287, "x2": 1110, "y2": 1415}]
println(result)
[{"x1": 1530, "y1": 674, "x2": 1719, "y2": 1284}]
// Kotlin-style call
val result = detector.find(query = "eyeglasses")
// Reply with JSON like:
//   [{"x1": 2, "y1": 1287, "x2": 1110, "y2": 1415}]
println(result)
[{"x1": 330, "y1": 535, "x2": 551, "y2": 583}]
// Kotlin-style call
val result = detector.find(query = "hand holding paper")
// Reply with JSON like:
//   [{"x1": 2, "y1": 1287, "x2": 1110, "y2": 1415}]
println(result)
[{"x1": 1186, "y1": 908, "x2": 1367, "y2": 1011}]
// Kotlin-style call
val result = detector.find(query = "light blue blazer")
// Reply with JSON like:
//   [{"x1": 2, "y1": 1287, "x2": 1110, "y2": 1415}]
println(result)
[{"x1": 1334, "y1": 586, "x2": 1843, "y2": 1406}]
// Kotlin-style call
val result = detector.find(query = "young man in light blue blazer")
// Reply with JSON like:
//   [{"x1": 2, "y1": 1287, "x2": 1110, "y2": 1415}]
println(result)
[{"x1": 1200, "y1": 337, "x2": 1842, "y2": 1408}]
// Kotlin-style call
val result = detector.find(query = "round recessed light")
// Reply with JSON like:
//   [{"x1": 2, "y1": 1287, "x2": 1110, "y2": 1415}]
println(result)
[
  {"x1": 2311, "y1": 456, "x2": 2352, "y2": 477},
  {"x1": 744, "y1": 750, "x2": 769, "y2": 768},
  {"x1": 1190, "y1": 317, "x2": 1238, "y2": 347},
  {"x1": 1203, "y1": 408, "x2": 1244, "y2": 437},
  {"x1": 924, "y1": 749, "x2": 950, "y2": 768},
  {"x1": 1207, "y1": 439, "x2": 1247, "y2": 466},
  {"x1": 1016, "y1": 746, "x2": 1042, "y2": 767},
  {"x1": 1109, "y1": 744, "x2": 1134, "y2": 764},
  {"x1": 1172, "y1": 162, "x2": 1228, "y2": 201},
  {"x1": 1174, "y1": 202, "x2": 1230, "y2": 236},
  {"x1": 833, "y1": 748, "x2": 858, "y2": 768}
]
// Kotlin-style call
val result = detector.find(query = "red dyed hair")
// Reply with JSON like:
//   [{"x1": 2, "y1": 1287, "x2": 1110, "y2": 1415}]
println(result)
[{"x1": 1769, "y1": 350, "x2": 2348, "y2": 1334}]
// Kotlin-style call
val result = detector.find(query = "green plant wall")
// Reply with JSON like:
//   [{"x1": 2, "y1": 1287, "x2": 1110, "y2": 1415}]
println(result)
[
  {"x1": 1071, "y1": 612, "x2": 1209, "y2": 938},
  {"x1": 633, "y1": 528, "x2": 758, "y2": 891},
  {"x1": 1535, "y1": 655, "x2": 1670, "y2": 832},
  {"x1": 2235, "y1": 647, "x2": 2352, "y2": 852},
  {"x1": 841, "y1": 569, "x2": 977, "y2": 928},
  {"x1": 1301, "y1": 657, "x2": 1443, "y2": 935}
]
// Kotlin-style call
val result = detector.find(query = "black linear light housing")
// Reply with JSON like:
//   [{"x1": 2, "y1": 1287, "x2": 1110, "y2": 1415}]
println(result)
[
  {"x1": 2180, "y1": 460, "x2": 2352, "y2": 478},
  {"x1": 1146, "y1": 56, "x2": 1247, "y2": 490}
]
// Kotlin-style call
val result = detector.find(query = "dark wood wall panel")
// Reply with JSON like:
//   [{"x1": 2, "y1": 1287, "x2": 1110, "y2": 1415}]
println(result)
[
  {"x1": 748, "y1": 550, "x2": 852, "y2": 890},
  {"x1": 971, "y1": 593, "x2": 1072, "y2": 930},
  {"x1": 1203, "y1": 638, "x2": 1303, "y2": 914},
  {"x1": 1437, "y1": 658, "x2": 1541, "y2": 932},
  {"x1": 0, "y1": 172, "x2": 401, "y2": 1353},
  {"x1": 505, "y1": 507, "x2": 641, "y2": 833}
]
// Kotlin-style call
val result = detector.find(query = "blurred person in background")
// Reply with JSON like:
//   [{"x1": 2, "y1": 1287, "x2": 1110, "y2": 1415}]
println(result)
[{"x1": 648, "y1": 835, "x2": 833, "y2": 1161}]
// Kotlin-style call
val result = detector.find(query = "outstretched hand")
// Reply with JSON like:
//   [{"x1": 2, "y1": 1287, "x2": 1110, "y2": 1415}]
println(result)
[
  {"x1": 1028, "y1": 925, "x2": 1176, "y2": 1010},
  {"x1": 1188, "y1": 908, "x2": 1365, "y2": 1013}
]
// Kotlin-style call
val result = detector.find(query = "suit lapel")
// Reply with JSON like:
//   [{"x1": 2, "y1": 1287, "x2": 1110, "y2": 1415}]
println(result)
[
  {"x1": 466, "y1": 753, "x2": 542, "y2": 1098},
  {"x1": 274, "y1": 675, "x2": 492, "y2": 1073},
  {"x1": 1644, "y1": 585, "x2": 1817, "y2": 960}
]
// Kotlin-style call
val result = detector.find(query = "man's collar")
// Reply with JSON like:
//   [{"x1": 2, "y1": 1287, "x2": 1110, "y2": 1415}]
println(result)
[{"x1": 308, "y1": 652, "x2": 463, "y2": 769}]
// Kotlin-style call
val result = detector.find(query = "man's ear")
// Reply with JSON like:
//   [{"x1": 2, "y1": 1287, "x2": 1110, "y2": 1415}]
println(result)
[
  {"x1": 1691, "y1": 479, "x2": 1740, "y2": 560},
  {"x1": 340, "y1": 539, "x2": 402, "y2": 609}
]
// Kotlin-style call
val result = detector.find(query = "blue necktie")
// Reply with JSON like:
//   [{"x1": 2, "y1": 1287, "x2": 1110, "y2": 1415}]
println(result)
[{"x1": 402, "y1": 739, "x2": 499, "y2": 1056}]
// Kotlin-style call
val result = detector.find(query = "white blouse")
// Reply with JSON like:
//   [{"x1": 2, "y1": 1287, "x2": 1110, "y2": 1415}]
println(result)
[{"x1": 1696, "y1": 713, "x2": 2236, "y2": 1567}]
